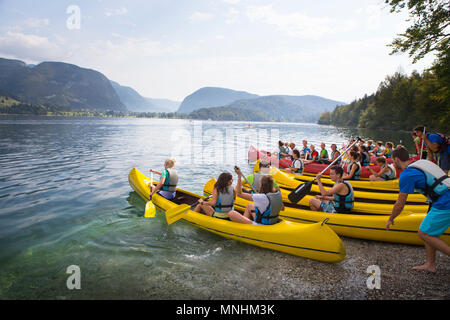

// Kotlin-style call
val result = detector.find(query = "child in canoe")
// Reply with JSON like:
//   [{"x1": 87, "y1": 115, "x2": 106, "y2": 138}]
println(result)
[
  {"x1": 229, "y1": 166, "x2": 284, "y2": 225},
  {"x1": 194, "y1": 172, "x2": 238, "y2": 220},
  {"x1": 284, "y1": 149, "x2": 303, "y2": 174},
  {"x1": 368, "y1": 157, "x2": 397, "y2": 181},
  {"x1": 149, "y1": 158, "x2": 178, "y2": 200}
]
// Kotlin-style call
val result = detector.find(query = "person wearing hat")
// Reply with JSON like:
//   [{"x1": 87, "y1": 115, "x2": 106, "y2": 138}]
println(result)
[{"x1": 245, "y1": 160, "x2": 279, "y2": 193}]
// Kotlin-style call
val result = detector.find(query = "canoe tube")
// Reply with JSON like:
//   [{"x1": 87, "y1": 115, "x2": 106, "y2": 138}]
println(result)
[
  {"x1": 129, "y1": 168, "x2": 346, "y2": 263},
  {"x1": 257, "y1": 167, "x2": 427, "y2": 205},
  {"x1": 203, "y1": 179, "x2": 450, "y2": 246}
]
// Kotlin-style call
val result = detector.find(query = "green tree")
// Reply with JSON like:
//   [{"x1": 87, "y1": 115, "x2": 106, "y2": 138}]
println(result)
[{"x1": 385, "y1": 0, "x2": 450, "y2": 62}]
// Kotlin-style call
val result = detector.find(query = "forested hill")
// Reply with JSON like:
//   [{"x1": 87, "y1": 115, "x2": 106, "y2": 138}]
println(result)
[
  {"x1": 0, "y1": 58, "x2": 126, "y2": 112},
  {"x1": 318, "y1": 58, "x2": 450, "y2": 133}
]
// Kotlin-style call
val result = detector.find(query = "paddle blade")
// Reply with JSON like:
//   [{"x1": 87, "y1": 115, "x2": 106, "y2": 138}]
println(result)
[
  {"x1": 145, "y1": 201, "x2": 156, "y2": 218},
  {"x1": 288, "y1": 181, "x2": 314, "y2": 204},
  {"x1": 165, "y1": 204, "x2": 190, "y2": 225}
]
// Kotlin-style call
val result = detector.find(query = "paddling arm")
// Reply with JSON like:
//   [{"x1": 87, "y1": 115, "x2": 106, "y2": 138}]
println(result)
[
  {"x1": 317, "y1": 178, "x2": 346, "y2": 197},
  {"x1": 150, "y1": 176, "x2": 165, "y2": 196},
  {"x1": 149, "y1": 169, "x2": 162, "y2": 176},
  {"x1": 386, "y1": 192, "x2": 408, "y2": 229},
  {"x1": 200, "y1": 188, "x2": 218, "y2": 206}
]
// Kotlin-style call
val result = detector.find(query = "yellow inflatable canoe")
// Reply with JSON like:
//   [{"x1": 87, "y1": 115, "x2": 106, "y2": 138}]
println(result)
[
  {"x1": 203, "y1": 180, "x2": 450, "y2": 246},
  {"x1": 262, "y1": 167, "x2": 427, "y2": 205},
  {"x1": 205, "y1": 177, "x2": 428, "y2": 215},
  {"x1": 128, "y1": 168, "x2": 346, "y2": 263}
]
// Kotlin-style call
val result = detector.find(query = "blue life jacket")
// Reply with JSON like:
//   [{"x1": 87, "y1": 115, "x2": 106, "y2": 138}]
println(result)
[
  {"x1": 408, "y1": 160, "x2": 450, "y2": 203},
  {"x1": 254, "y1": 191, "x2": 282, "y2": 225},
  {"x1": 361, "y1": 152, "x2": 370, "y2": 166},
  {"x1": 347, "y1": 161, "x2": 361, "y2": 180},
  {"x1": 333, "y1": 181, "x2": 354, "y2": 213}
]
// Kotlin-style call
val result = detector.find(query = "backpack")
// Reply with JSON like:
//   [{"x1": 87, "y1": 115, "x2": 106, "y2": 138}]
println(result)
[{"x1": 435, "y1": 133, "x2": 450, "y2": 153}]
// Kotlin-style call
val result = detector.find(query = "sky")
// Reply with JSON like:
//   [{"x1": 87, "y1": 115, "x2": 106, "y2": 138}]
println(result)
[{"x1": 0, "y1": 0, "x2": 436, "y2": 103}]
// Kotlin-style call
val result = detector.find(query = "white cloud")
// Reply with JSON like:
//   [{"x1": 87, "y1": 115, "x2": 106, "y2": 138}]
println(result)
[
  {"x1": 225, "y1": 8, "x2": 239, "y2": 24},
  {"x1": 0, "y1": 31, "x2": 63, "y2": 62},
  {"x1": 24, "y1": 18, "x2": 50, "y2": 28},
  {"x1": 246, "y1": 5, "x2": 355, "y2": 40},
  {"x1": 105, "y1": 7, "x2": 128, "y2": 17},
  {"x1": 189, "y1": 12, "x2": 214, "y2": 23},
  {"x1": 223, "y1": 0, "x2": 241, "y2": 4}
]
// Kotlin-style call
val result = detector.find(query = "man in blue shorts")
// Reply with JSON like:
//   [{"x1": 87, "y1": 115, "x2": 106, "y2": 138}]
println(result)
[
  {"x1": 414, "y1": 126, "x2": 450, "y2": 174},
  {"x1": 386, "y1": 146, "x2": 450, "y2": 273}
]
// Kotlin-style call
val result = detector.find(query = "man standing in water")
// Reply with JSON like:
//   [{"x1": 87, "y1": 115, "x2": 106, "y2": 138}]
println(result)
[{"x1": 386, "y1": 147, "x2": 450, "y2": 273}]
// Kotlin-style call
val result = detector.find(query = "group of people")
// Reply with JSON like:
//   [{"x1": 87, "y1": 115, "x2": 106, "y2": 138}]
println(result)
[{"x1": 146, "y1": 124, "x2": 449, "y2": 273}]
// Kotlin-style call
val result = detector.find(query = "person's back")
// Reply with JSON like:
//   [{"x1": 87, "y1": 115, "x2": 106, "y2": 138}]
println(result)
[{"x1": 333, "y1": 180, "x2": 354, "y2": 213}]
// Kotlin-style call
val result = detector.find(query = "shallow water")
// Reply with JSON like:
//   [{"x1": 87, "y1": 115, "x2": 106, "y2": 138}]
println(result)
[{"x1": 1, "y1": 115, "x2": 435, "y2": 300}]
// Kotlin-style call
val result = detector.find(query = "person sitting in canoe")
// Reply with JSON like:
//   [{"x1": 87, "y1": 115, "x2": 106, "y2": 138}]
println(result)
[
  {"x1": 278, "y1": 141, "x2": 290, "y2": 159},
  {"x1": 370, "y1": 141, "x2": 384, "y2": 157},
  {"x1": 284, "y1": 149, "x2": 303, "y2": 174},
  {"x1": 300, "y1": 140, "x2": 311, "y2": 160},
  {"x1": 368, "y1": 157, "x2": 397, "y2": 181},
  {"x1": 149, "y1": 158, "x2": 178, "y2": 200},
  {"x1": 229, "y1": 167, "x2": 284, "y2": 225},
  {"x1": 304, "y1": 145, "x2": 319, "y2": 164},
  {"x1": 381, "y1": 142, "x2": 394, "y2": 158},
  {"x1": 342, "y1": 151, "x2": 361, "y2": 180},
  {"x1": 330, "y1": 144, "x2": 341, "y2": 165},
  {"x1": 359, "y1": 145, "x2": 371, "y2": 167},
  {"x1": 246, "y1": 160, "x2": 279, "y2": 192},
  {"x1": 309, "y1": 166, "x2": 354, "y2": 214},
  {"x1": 317, "y1": 142, "x2": 329, "y2": 164},
  {"x1": 367, "y1": 140, "x2": 375, "y2": 153},
  {"x1": 193, "y1": 172, "x2": 238, "y2": 220}
]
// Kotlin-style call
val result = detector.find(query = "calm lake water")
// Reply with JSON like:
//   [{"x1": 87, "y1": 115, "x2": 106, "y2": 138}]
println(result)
[{"x1": 0, "y1": 115, "x2": 419, "y2": 300}]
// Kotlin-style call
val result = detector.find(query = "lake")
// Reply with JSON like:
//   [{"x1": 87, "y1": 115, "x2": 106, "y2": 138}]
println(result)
[{"x1": 0, "y1": 115, "x2": 430, "y2": 300}]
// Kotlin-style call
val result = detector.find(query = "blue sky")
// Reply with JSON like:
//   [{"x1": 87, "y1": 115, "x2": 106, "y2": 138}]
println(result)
[{"x1": 0, "y1": 0, "x2": 435, "y2": 102}]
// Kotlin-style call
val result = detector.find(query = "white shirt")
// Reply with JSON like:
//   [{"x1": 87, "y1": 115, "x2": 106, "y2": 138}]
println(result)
[{"x1": 252, "y1": 194, "x2": 270, "y2": 213}]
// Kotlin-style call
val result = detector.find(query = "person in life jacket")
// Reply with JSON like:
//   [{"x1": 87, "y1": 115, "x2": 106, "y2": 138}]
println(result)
[
  {"x1": 245, "y1": 160, "x2": 279, "y2": 193},
  {"x1": 382, "y1": 142, "x2": 394, "y2": 158},
  {"x1": 278, "y1": 141, "x2": 290, "y2": 159},
  {"x1": 368, "y1": 157, "x2": 397, "y2": 181},
  {"x1": 414, "y1": 125, "x2": 450, "y2": 174},
  {"x1": 304, "y1": 144, "x2": 319, "y2": 164},
  {"x1": 343, "y1": 151, "x2": 362, "y2": 180},
  {"x1": 229, "y1": 167, "x2": 284, "y2": 225},
  {"x1": 284, "y1": 149, "x2": 303, "y2": 175},
  {"x1": 300, "y1": 140, "x2": 312, "y2": 160},
  {"x1": 309, "y1": 166, "x2": 354, "y2": 214},
  {"x1": 386, "y1": 146, "x2": 450, "y2": 273},
  {"x1": 359, "y1": 145, "x2": 371, "y2": 167},
  {"x1": 194, "y1": 172, "x2": 238, "y2": 220},
  {"x1": 317, "y1": 142, "x2": 329, "y2": 164},
  {"x1": 149, "y1": 158, "x2": 178, "y2": 200},
  {"x1": 329, "y1": 144, "x2": 342, "y2": 165}
]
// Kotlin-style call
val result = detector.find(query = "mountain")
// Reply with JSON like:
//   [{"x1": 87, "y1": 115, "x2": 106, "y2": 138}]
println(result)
[
  {"x1": 145, "y1": 98, "x2": 180, "y2": 113},
  {"x1": 110, "y1": 81, "x2": 155, "y2": 112},
  {"x1": 177, "y1": 87, "x2": 260, "y2": 114},
  {"x1": 0, "y1": 58, "x2": 126, "y2": 112},
  {"x1": 189, "y1": 106, "x2": 272, "y2": 121},
  {"x1": 191, "y1": 95, "x2": 345, "y2": 123}
]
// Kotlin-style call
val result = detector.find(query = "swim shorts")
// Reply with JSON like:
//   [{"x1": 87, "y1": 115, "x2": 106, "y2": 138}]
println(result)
[
  {"x1": 320, "y1": 201, "x2": 337, "y2": 213},
  {"x1": 419, "y1": 206, "x2": 450, "y2": 237}
]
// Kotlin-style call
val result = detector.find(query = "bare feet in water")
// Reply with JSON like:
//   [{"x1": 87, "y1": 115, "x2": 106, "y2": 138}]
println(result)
[{"x1": 412, "y1": 263, "x2": 437, "y2": 273}]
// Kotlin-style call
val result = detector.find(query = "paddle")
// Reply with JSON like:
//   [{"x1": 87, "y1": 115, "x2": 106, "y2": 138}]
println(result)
[
  {"x1": 234, "y1": 166, "x2": 257, "y2": 193},
  {"x1": 144, "y1": 171, "x2": 156, "y2": 218},
  {"x1": 165, "y1": 195, "x2": 213, "y2": 225},
  {"x1": 419, "y1": 126, "x2": 426, "y2": 159},
  {"x1": 288, "y1": 137, "x2": 361, "y2": 204}
]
